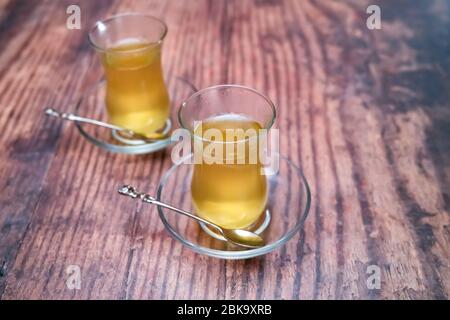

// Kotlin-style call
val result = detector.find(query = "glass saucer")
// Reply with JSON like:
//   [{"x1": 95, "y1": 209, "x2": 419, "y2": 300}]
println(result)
[
  {"x1": 157, "y1": 153, "x2": 311, "y2": 259},
  {"x1": 73, "y1": 77, "x2": 196, "y2": 155}
]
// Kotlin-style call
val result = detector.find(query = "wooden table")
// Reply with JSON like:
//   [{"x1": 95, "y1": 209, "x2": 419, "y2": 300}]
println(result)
[{"x1": 0, "y1": 0, "x2": 449, "y2": 300}]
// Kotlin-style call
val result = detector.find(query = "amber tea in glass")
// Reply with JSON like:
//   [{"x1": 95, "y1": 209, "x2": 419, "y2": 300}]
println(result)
[
  {"x1": 89, "y1": 14, "x2": 170, "y2": 136},
  {"x1": 179, "y1": 85, "x2": 276, "y2": 230},
  {"x1": 191, "y1": 114, "x2": 268, "y2": 229}
]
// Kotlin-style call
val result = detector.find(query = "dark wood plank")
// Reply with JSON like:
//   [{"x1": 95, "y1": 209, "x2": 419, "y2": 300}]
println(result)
[
  {"x1": 0, "y1": 0, "x2": 118, "y2": 297},
  {"x1": 0, "y1": 0, "x2": 449, "y2": 299}
]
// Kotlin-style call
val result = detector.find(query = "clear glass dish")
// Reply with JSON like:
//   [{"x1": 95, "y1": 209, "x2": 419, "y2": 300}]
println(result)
[
  {"x1": 157, "y1": 153, "x2": 311, "y2": 259},
  {"x1": 73, "y1": 77, "x2": 196, "y2": 155}
]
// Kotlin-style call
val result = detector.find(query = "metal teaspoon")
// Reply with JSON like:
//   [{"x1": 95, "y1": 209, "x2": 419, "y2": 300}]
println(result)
[
  {"x1": 44, "y1": 108, "x2": 168, "y2": 142},
  {"x1": 117, "y1": 185, "x2": 265, "y2": 249}
]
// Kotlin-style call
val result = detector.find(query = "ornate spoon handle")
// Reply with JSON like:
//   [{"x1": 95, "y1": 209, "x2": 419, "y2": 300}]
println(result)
[
  {"x1": 117, "y1": 185, "x2": 221, "y2": 232},
  {"x1": 45, "y1": 107, "x2": 127, "y2": 132}
]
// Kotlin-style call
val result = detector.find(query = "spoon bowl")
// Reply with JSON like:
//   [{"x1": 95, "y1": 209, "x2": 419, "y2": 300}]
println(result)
[{"x1": 221, "y1": 229, "x2": 265, "y2": 249}]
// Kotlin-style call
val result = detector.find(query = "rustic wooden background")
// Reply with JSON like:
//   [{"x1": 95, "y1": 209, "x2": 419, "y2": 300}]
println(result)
[{"x1": 0, "y1": 0, "x2": 449, "y2": 300}]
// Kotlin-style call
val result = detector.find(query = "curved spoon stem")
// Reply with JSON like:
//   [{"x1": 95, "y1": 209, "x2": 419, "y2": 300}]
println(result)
[{"x1": 45, "y1": 107, "x2": 126, "y2": 132}]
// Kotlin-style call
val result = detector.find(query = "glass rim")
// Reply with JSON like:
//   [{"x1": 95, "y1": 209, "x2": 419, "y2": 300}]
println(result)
[
  {"x1": 178, "y1": 84, "x2": 277, "y2": 144},
  {"x1": 88, "y1": 13, "x2": 168, "y2": 54}
]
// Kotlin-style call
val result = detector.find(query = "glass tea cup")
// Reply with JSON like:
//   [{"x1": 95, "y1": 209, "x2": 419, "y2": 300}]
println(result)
[
  {"x1": 178, "y1": 85, "x2": 276, "y2": 231},
  {"x1": 89, "y1": 13, "x2": 170, "y2": 137}
]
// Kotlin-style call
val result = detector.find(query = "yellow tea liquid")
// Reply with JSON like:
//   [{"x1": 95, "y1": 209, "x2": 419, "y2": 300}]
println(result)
[
  {"x1": 102, "y1": 39, "x2": 170, "y2": 135},
  {"x1": 191, "y1": 114, "x2": 268, "y2": 229}
]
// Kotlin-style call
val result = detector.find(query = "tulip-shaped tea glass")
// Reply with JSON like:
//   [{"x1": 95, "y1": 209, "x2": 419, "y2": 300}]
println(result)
[
  {"x1": 178, "y1": 85, "x2": 276, "y2": 235},
  {"x1": 89, "y1": 13, "x2": 170, "y2": 139}
]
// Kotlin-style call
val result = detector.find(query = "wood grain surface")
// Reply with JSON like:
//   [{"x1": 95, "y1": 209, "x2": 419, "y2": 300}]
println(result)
[{"x1": 0, "y1": 0, "x2": 449, "y2": 300}]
